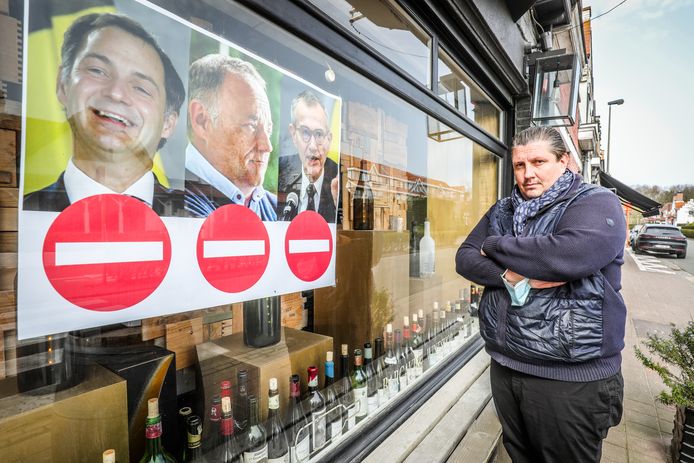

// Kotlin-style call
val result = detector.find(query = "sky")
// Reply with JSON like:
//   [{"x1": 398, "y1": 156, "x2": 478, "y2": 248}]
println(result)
[{"x1": 586, "y1": 0, "x2": 694, "y2": 187}]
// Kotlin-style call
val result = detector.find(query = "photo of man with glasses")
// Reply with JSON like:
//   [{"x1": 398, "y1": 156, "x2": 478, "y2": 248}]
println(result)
[{"x1": 277, "y1": 90, "x2": 338, "y2": 222}]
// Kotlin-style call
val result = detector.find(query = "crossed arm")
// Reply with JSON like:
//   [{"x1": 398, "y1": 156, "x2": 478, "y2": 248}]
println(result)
[{"x1": 456, "y1": 191, "x2": 626, "y2": 288}]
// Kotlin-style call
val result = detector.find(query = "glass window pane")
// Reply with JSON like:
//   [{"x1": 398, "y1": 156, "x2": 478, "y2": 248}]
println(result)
[
  {"x1": 308, "y1": 0, "x2": 431, "y2": 86},
  {"x1": 2, "y1": 1, "x2": 500, "y2": 461},
  {"x1": 437, "y1": 48, "x2": 502, "y2": 139}
]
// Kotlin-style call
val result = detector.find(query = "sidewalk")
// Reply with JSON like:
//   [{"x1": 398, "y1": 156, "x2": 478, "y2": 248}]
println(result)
[{"x1": 599, "y1": 248, "x2": 694, "y2": 462}]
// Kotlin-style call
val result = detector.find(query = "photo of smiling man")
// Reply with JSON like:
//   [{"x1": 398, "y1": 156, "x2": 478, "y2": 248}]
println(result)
[{"x1": 22, "y1": 13, "x2": 185, "y2": 214}]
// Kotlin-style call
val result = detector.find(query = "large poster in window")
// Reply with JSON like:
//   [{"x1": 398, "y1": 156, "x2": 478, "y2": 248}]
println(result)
[{"x1": 17, "y1": 0, "x2": 341, "y2": 339}]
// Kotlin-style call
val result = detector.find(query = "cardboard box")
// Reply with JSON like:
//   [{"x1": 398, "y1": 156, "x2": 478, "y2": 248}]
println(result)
[
  {"x1": 196, "y1": 327, "x2": 332, "y2": 422},
  {"x1": 0, "y1": 364, "x2": 129, "y2": 463}
]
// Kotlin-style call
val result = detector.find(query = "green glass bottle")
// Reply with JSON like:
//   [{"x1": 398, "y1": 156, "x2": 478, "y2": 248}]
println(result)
[
  {"x1": 351, "y1": 349, "x2": 368, "y2": 423},
  {"x1": 139, "y1": 398, "x2": 177, "y2": 463}
]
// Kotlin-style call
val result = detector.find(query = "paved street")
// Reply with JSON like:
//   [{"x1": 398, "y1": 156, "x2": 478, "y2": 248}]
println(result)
[{"x1": 600, "y1": 246, "x2": 694, "y2": 462}]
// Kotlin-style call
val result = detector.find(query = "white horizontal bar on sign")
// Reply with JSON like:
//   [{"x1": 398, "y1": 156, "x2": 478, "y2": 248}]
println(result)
[
  {"x1": 203, "y1": 240, "x2": 266, "y2": 258},
  {"x1": 55, "y1": 241, "x2": 164, "y2": 266},
  {"x1": 288, "y1": 239, "x2": 330, "y2": 254}
]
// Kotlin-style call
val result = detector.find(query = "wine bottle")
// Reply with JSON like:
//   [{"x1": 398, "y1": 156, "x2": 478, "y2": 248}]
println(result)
[
  {"x1": 287, "y1": 374, "x2": 310, "y2": 463},
  {"x1": 184, "y1": 415, "x2": 204, "y2": 463},
  {"x1": 204, "y1": 395, "x2": 222, "y2": 456},
  {"x1": 139, "y1": 398, "x2": 176, "y2": 463},
  {"x1": 409, "y1": 219, "x2": 420, "y2": 277},
  {"x1": 419, "y1": 219, "x2": 435, "y2": 277},
  {"x1": 307, "y1": 366, "x2": 327, "y2": 454},
  {"x1": 234, "y1": 370, "x2": 249, "y2": 435},
  {"x1": 470, "y1": 285, "x2": 480, "y2": 317},
  {"x1": 373, "y1": 337, "x2": 387, "y2": 407},
  {"x1": 219, "y1": 396, "x2": 242, "y2": 463},
  {"x1": 243, "y1": 296, "x2": 281, "y2": 347},
  {"x1": 363, "y1": 342, "x2": 379, "y2": 415},
  {"x1": 266, "y1": 377, "x2": 290, "y2": 462},
  {"x1": 410, "y1": 314, "x2": 424, "y2": 378},
  {"x1": 423, "y1": 313, "x2": 435, "y2": 371},
  {"x1": 324, "y1": 352, "x2": 343, "y2": 444},
  {"x1": 351, "y1": 349, "x2": 368, "y2": 423},
  {"x1": 439, "y1": 308, "x2": 450, "y2": 357},
  {"x1": 430, "y1": 307, "x2": 441, "y2": 364},
  {"x1": 339, "y1": 344, "x2": 355, "y2": 432},
  {"x1": 384, "y1": 324, "x2": 399, "y2": 399},
  {"x1": 402, "y1": 317, "x2": 416, "y2": 384},
  {"x1": 103, "y1": 449, "x2": 116, "y2": 463},
  {"x1": 242, "y1": 395, "x2": 268, "y2": 463},
  {"x1": 394, "y1": 329, "x2": 408, "y2": 390},
  {"x1": 178, "y1": 406, "x2": 193, "y2": 462},
  {"x1": 352, "y1": 159, "x2": 374, "y2": 230},
  {"x1": 454, "y1": 302, "x2": 464, "y2": 346}
]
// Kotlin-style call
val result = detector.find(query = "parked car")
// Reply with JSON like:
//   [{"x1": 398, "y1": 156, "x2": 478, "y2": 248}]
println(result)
[
  {"x1": 629, "y1": 224, "x2": 643, "y2": 248},
  {"x1": 633, "y1": 224, "x2": 687, "y2": 258}
]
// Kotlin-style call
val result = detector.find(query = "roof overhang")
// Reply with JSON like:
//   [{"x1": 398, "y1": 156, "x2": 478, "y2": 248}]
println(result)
[{"x1": 598, "y1": 171, "x2": 661, "y2": 217}]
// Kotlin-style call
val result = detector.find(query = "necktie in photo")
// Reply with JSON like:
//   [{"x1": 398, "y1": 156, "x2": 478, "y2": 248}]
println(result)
[{"x1": 306, "y1": 183, "x2": 316, "y2": 211}]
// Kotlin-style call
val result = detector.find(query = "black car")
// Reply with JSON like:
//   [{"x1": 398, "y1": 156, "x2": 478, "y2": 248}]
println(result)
[
  {"x1": 633, "y1": 224, "x2": 687, "y2": 258},
  {"x1": 629, "y1": 224, "x2": 643, "y2": 248}
]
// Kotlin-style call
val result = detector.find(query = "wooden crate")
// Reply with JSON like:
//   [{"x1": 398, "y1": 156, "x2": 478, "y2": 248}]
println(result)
[{"x1": 0, "y1": 129, "x2": 16, "y2": 188}]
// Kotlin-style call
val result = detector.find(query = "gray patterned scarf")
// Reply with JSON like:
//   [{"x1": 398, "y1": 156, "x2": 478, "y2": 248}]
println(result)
[{"x1": 511, "y1": 170, "x2": 574, "y2": 236}]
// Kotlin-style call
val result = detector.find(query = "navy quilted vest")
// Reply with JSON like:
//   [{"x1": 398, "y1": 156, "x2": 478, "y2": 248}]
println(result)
[{"x1": 479, "y1": 183, "x2": 605, "y2": 363}]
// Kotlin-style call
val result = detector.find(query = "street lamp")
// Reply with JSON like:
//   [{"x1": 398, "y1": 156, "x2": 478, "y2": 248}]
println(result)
[{"x1": 606, "y1": 98, "x2": 625, "y2": 174}]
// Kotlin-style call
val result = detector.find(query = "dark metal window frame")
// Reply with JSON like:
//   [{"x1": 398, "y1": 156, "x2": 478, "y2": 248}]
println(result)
[{"x1": 234, "y1": 0, "x2": 511, "y2": 158}]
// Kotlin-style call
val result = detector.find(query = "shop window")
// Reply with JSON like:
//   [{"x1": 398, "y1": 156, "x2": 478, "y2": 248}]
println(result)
[
  {"x1": 437, "y1": 48, "x2": 503, "y2": 139},
  {"x1": 307, "y1": 0, "x2": 431, "y2": 87},
  {"x1": 0, "y1": 0, "x2": 499, "y2": 461}
]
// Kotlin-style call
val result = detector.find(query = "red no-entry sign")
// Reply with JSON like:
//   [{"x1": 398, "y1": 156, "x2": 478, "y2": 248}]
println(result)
[
  {"x1": 196, "y1": 204, "x2": 270, "y2": 293},
  {"x1": 42, "y1": 194, "x2": 171, "y2": 311},
  {"x1": 285, "y1": 211, "x2": 333, "y2": 281}
]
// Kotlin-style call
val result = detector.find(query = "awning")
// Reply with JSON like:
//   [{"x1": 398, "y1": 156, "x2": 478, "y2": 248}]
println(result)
[{"x1": 598, "y1": 171, "x2": 661, "y2": 217}]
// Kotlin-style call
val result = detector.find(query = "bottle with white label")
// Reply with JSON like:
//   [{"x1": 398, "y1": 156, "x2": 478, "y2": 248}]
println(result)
[
  {"x1": 339, "y1": 344, "x2": 355, "y2": 432},
  {"x1": 402, "y1": 316, "x2": 416, "y2": 384},
  {"x1": 363, "y1": 342, "x2": 379, "y2": 415},
  {"x1": 419, "y1": 219, "x2": 436, "y2": 277},
  {"x1": 307, "y1": 366, "x2": 327, "y2": 454},
  {"x1": 351, "y1": 349, "x2": 368, "y2": 423},
  {"x1": 374, "y1": 337, "x2": 388, "y2": 407},
  {"x1": 242, "y1": 395, "x2": 267, "y2": 463},
  {"x1": 410, "y1": 314, "x2": 424, "y2": 378},
  {"x1": 323, "y1": 352, "x2": 343, "y2": 444},
  {"x1": 266, "y1": 378, "x2": 289, "y2": 463},
  {"x1": 384, "y1": 324, "x2": 400, "y2": 399}
]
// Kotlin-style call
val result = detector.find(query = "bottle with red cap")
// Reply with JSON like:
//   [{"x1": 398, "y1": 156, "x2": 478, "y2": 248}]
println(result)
[
  {"x1": 139, "y1": 398, "x2": 176, "y2": 463},
  {"x1": 287, "y1": 374, "x2": 310, "y2": 462},
  {"x1": 306, "y1": 365, "x2": 327, "y2": 454},
  {"x1": 219, "y1": 396, "x2": 242, "y2": 463}
]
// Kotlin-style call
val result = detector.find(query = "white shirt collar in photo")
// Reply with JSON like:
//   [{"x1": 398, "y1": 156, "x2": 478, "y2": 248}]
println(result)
[
  {"x1": 299, "y1": 169, "x2": 324, "y2": 212},
  {"x1": 186, "y1": 143, "x2": 267, "y2": 205},
  {"x1": 64, "y1": 158, "x2": 154, "y2": 206}
]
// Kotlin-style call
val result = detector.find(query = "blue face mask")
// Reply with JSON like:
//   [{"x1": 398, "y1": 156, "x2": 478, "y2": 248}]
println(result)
[{"x1": 502, "y1": 273, "x2": 531, "y2": 306}]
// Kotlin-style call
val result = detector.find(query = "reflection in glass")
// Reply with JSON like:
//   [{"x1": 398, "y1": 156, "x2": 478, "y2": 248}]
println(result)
[
  {"x1": 307, "y1": 0, "x2": 431, "y2": 85},
  {"x1": 437, "y1": 48, "x2": 502, "y2": 139}
]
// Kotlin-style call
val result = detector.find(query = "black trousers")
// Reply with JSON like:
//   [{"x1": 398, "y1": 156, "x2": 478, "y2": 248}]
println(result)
[{"x1": 490, "y1": 360, "x2": 623, "y2": 463}]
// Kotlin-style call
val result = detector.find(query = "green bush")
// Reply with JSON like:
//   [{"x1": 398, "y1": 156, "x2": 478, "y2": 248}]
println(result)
[
  {"x1": 682, "y1": 222, "x2": 694, "y2": 229},
  {"x1": 683, "y1": 229, "x2": 694, "y2": 239},
  {"x1": 635, "y1": 322, "x2": 694, "y2": 407}
]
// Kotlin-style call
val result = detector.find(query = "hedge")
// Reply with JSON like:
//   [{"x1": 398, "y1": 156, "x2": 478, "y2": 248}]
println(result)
[{"x1": 683, "y1": 229, "x2": 694, "y2": 239}]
